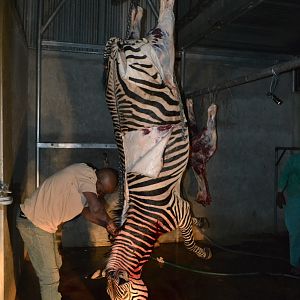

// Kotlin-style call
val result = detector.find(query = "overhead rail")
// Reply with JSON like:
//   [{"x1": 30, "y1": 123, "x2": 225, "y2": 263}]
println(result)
[
  {"x1": 186, "y1": 57, "x2": 300, "y2": 98},
  {"x1": 37, "y1": 143, "x2": 117, "y2": 149},
  {"x1": 178, "y1": 0, "x2": 264, "y2": 49}
]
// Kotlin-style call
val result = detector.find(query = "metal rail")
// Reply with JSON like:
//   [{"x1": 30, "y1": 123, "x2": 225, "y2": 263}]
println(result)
[
  {"x1": 41, "y1": 41, "x2": 105, "y2": 54},
  {"x1": 186, "y1": 57, "x2": 300, "y2": 98},
  {"x1": 37, "y1": 143, "x2": 117, "y2": 149}
]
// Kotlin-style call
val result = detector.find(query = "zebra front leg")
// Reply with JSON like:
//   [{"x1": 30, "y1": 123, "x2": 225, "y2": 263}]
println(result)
[{"x1": 177, "y1": 199, "x2": 212, "y2": 259}]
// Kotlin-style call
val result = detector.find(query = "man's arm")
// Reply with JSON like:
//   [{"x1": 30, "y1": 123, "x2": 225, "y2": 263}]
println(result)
[{"x1": 81, "y1": 192, "x2": 118, "y2": 235}]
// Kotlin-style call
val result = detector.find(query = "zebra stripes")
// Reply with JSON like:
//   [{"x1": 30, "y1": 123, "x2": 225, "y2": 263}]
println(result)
[{"x1": 103, "y1": 1, "x2": 211, "y2": 299}]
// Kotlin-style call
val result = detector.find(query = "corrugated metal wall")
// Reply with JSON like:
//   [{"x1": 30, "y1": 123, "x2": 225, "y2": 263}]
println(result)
[
  {"x1": 14, "y1": 0, "x2": 159, "y2": 49},
  {"x1": 14, "y1": 0, "x2": 37, "y2": 47}
]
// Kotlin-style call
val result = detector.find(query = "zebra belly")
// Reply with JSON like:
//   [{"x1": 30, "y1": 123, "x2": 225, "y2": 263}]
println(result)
[
  {"x1": 106, "y1": 127, "x2": 189, "y2": 276},
  {"x1": 123, "y1": 125, "x2": 174, "y2": 178}
]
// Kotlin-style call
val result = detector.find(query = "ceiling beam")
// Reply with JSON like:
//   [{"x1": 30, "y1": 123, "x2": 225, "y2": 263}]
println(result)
[
  {"x1": 178, "y1": 0, "x2": 264, "y2": 49},
  {"x1": 176, "y1": 0, "x2": 214, "y2": 29}
]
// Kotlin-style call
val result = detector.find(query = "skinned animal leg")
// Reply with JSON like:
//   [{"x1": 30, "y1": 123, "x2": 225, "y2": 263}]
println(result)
[
  {"x1": 192, "y1": 167, "x2": 212, "y2": 206},
  {"x1": 186, "y1": 98, "x2": 198, "y2": 136},
  {"x1": 147, "y1": 0, "x2": 175, "y2": 91},
  {"x1": 128, "y1": 6, "x2": 143, "y2": 40},
  {"x1": 205, "y1": 103, "x2": 217, "y2": 156}
]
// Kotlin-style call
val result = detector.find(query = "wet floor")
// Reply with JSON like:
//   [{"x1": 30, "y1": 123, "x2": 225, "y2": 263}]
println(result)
[{"x1": 16, "y1": 235, "x2": 300, "y2": 300}]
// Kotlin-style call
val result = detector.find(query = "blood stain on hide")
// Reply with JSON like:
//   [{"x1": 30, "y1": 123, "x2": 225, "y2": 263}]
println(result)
[
  {"x1": 143, "y1": 128, "x2": 151, "y2": 135},
  {"x1": 158, "y1": 124, "x2": 172, "y2": 131}
]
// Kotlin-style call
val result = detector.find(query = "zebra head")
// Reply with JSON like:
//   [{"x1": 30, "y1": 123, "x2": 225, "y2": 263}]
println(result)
[{"x1": 104, "y1": 269, "x2": 149, "y2": 300}]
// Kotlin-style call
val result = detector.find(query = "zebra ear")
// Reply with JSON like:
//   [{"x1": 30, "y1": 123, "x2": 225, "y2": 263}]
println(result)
[
  {"x1": 117, "y1": 269, "x2": 129, "y2": 285},
  {"x1": 101, "y1": 269, "x2": 107, "y2": 278}
]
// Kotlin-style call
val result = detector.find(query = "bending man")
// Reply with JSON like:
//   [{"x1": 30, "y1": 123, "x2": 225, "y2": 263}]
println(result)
[{"x1": 17, "y1": 163, "x2": 119, "y2": 300}]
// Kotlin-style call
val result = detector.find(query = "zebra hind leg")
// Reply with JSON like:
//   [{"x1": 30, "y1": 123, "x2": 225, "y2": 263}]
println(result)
[
  {"x1": 177, "y1": 199, "x2": 212, "y2": 260},
  {"x1": 192, "y1": 216, "x2": 210, "y2": 231}
]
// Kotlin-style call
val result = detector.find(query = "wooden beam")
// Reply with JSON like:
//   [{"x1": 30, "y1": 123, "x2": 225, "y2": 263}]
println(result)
[{"x1": 178, "y1": 0, "x2": 264, "y2": 49}]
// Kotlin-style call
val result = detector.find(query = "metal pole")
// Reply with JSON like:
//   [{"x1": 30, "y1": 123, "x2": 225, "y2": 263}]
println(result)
[
  {"x1": 41, "y1": 0, "x2": 68, "y2": 35},
  {"x1": 36, "y1": 0, "x2": 43, "y2": 187},
  {"x1": 0, "y1": 1, "x2": 3, "y2": 184},
  {"x1": 37, "y1": 143, "x2": 117, "y2": 149},
  {"x1": 36, "y1": 0, "x2": 69, "y2": 187},
  {"x1": 186, "y1": 57, "x2": 300, "y2": 98},
  {"x1": 146, "y1": 0, "x2": 159, "y2": 19}
]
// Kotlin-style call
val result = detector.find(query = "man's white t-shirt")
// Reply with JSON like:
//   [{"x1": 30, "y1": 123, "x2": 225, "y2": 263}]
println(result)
[{"x1": 20, "y1": 163, "x2": 97, "y2": 233}]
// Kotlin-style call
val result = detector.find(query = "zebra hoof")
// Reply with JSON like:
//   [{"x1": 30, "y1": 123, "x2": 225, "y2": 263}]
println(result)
[
  {"x1": 198, "y1": 247, "x2": 212, "y2": 260},
  {"x1": 204, "y1": 247, "x2": 212, "y2": 260},
  {"x1": 197, "y1": 217, "x2": 210, "y2": 231}
]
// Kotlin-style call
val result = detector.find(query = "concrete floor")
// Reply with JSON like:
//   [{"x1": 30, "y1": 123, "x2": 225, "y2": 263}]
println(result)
[{"x1": 16, "y1": 235, "x2": 300, "y2": 300}]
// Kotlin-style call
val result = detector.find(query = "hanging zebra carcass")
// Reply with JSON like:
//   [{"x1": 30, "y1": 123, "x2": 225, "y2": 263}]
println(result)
[
  {"x1": 102, "y1": 1, "x2": 212, "y2": 299},
  {"x1": 186, "y1": 98, "x2": 218, "y2": 207}
]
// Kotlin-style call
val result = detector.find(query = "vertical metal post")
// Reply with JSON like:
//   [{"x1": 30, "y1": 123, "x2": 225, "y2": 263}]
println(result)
[
  {"x1": 0, "y1": 9, "x2": 3, "y2": 184},
  {"x1": 36, "y1": 0, "x2": 43, "y2": 187}
]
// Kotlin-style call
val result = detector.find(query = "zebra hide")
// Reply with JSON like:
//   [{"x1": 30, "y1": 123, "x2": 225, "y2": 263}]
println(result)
[{"x1": 103, "y1": 1, "x2": 212, "y2": 299}]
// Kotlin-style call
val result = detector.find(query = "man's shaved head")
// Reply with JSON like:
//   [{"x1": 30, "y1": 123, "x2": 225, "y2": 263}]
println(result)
[{"x1": 96, "y1": 168, "x2": 118, "y2": 195}]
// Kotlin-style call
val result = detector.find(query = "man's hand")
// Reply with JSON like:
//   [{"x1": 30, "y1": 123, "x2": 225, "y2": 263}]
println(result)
[
  {"x1": 277, "y1": 192, "x2": 286, "y2": 209},
  {"x1": 106, "y1": 220, "x2": 119, "y2": 236},
  {"x1": 82, "y1": 192, "x2": 113, "y2": 228}
]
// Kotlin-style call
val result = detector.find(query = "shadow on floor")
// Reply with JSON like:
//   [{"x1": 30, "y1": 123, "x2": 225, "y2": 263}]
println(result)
[{"x1": 16, "y1": 235, "x2": 300, "y2": 300}]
